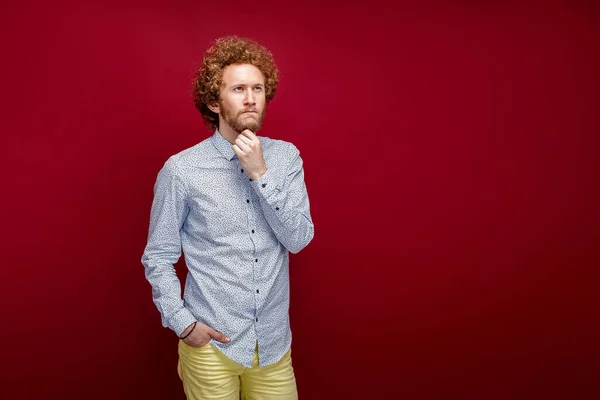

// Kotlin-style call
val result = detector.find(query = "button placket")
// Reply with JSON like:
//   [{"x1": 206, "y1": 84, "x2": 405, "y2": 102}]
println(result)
[
  {"x1": 242, "y1": 166, "x2": 261, "y2": 317},
  {"x1": 240, "y1": 167, "x2": 260, "y2": 286}
]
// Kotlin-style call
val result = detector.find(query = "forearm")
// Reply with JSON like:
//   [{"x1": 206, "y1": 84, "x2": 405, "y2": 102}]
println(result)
[
  {"x1": 254, "y1": 182, "x2": 314, "y2": 253},
  {"x1": 250, "y1": 145, "x2": 314, "y2": 254},
  {"x1": 142, "y1": 250, "x2": 196, "y2": 336}
]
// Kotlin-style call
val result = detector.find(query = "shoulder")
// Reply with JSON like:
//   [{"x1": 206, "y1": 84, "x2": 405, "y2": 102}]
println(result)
[
  {"x1": 258, "y1": 135, "x2": 300, "y2": 158},
  {"x1": 162, "y1": 136, "x2": 213, "y2": 173}
]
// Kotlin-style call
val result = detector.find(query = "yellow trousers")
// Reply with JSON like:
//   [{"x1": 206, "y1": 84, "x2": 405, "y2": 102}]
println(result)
[{"x1": 177, "y1": 340, "x2": 298, "y2": 399}]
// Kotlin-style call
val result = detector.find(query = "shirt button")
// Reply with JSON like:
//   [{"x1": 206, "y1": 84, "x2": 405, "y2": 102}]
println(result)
[
  {"x1": 256, "y1": 318, "x2": 259, "y2": 322},
  {"x1": 246, "y1": 199, "x2": 250, "y2": 203},
  {"x1": 251, "y1": 229, "x2": 255, "y2": 233},
  {"x1": 275, "y1": 207, "x2": 279, "y2": 210},
  {"x1": 249, "y1": 178, "x2": 252, "y2": 181},
  {"x1": 255, "y1": 259, "x2": 258, "y2": 262},
  {"x1": 241, "y1": 168, "x2": 244, "y2": 173},
  {"x1": 261, "y1": 183, "x2": 267, "y2": 188},
  {"x1": 256, "y1": 289, "x2": 259, "y2": 293}
]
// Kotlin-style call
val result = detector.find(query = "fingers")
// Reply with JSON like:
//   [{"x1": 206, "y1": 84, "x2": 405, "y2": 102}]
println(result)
[
  {"x1": 240, "y1": 129, "x2": 256, "y2": 140},
  {"x1": 234, "y1": 137, "x2": 251, "y2": 152},
  {"x1": 237, "y1": 133, "x2": 253, "y2": 145},
  {"x1": 209, "y1": 327, "x2": 231, "y2": 343},
  {"x1": 239, "y1": 131, "x2": 260, "y2": 148},
  {"x1": 183, "y1": 335, "x2": 209, "y2": 348},
  {"x1": 233, "y1": 132, "x2": 261, "y2": 156},
  {"x1": 232, "y1": 144, "x2": 247, "y2": 159},
  {"x1": 186, "y1": 322, "x2": 231, "y2": 346}
]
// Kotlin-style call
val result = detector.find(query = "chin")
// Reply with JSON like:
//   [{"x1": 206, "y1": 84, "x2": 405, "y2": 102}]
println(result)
[{"x1": 237, "y1": 123, "x2": 261, "y2": 133}]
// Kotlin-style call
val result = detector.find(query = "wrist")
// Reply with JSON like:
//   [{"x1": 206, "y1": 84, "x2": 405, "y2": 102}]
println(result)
[
  {"x1": 179, "y1": 321, "x2": 197, "y2": 340},
  {"x1": 249, "y1": 166, "x2": 267, "y2": 181}
]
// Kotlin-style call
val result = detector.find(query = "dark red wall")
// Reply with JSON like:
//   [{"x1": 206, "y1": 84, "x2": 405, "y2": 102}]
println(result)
[{"x1": 1, "y1": 1, "x2": 598, "y2": 399}]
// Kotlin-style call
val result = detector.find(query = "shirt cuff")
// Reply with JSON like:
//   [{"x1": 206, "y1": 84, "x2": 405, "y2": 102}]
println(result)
[
  {"x1": 250, "y1": 167, "x2": 279, "y2": 199},
  {"x1": 168, "y1": 307, "x2": 197, "y2": 337}
]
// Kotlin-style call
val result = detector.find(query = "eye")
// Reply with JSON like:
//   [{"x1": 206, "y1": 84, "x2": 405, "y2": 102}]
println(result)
[
  {"x1": 233, "y1": 86, "x2": 243, "y2": 92},
  {"x1": 254, "y1": 86, "x2": 263, "y2": 92}
]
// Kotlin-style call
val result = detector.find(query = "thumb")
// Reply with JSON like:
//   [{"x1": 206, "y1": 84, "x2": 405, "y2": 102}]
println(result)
[{"x1": 209, "y1": 328, "x2": 231, "y2": 343}]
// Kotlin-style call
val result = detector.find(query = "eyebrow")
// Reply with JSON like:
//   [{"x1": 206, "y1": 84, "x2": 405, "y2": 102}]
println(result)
[{"x1": 228, "y1": 83, "x2": 265, "y2": 88}]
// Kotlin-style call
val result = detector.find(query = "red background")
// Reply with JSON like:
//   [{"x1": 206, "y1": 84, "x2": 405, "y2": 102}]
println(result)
[{"x1": 1, "y1": 1, "x2": 598, "y2": 399}]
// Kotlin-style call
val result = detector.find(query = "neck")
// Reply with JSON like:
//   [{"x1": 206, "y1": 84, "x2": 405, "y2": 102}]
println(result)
[{"x1": 216, "y1": 121, "x2": 238, "y2": 145}]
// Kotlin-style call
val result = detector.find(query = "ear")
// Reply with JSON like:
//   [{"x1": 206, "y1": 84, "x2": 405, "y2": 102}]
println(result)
[{"x1": 207, "y1": 103, "x2": 220, "y2": 114}]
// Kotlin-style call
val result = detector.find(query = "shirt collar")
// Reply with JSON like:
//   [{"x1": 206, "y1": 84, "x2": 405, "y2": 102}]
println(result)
[{"x1": 211, "y1": 129, "x2": 237, "y2": 161}]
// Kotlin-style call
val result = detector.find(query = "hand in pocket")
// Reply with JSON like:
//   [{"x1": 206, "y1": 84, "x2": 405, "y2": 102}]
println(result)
[{"x1": 182, "y1": 322, "x2": 231, "y2": 348}]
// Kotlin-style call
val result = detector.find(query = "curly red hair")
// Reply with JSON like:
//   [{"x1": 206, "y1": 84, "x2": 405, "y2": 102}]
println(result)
[{"x1": 192, "y1": 36, "x2": 279, "y2": 131}]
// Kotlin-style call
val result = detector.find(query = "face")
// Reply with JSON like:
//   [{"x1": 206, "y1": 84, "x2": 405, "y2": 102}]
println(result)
[{"x1": 213, "y1": 63, "x2": 267, "y2": 133}]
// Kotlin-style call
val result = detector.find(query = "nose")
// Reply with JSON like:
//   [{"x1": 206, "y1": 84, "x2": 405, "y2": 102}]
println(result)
[{"x1": 244, "y1": 88, "x2": 256, "y2": 105}]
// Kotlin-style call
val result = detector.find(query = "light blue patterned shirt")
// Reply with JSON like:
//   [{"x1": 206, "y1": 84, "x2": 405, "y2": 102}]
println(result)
[{"x1": 141, "y1": 129, "x2": 314, "y2": 368}]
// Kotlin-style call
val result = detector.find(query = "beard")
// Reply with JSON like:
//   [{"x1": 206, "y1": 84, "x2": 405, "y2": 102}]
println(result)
[{"x1": 219, "y1": 100, "x2": 266, "y2": 133}]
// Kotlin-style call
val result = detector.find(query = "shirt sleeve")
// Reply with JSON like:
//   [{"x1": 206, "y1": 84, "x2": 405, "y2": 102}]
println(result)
[
  {"x1": 141, "y1": 158, "x2": 196, "y2": 336},
  {"x1": 250, "y1": 142, "x2": 315, "y2": 254}
]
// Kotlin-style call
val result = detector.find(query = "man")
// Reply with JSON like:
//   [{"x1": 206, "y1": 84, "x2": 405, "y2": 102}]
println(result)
[{"x1": 141, "y1": 36, "x2": 314, "y2": 399}]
